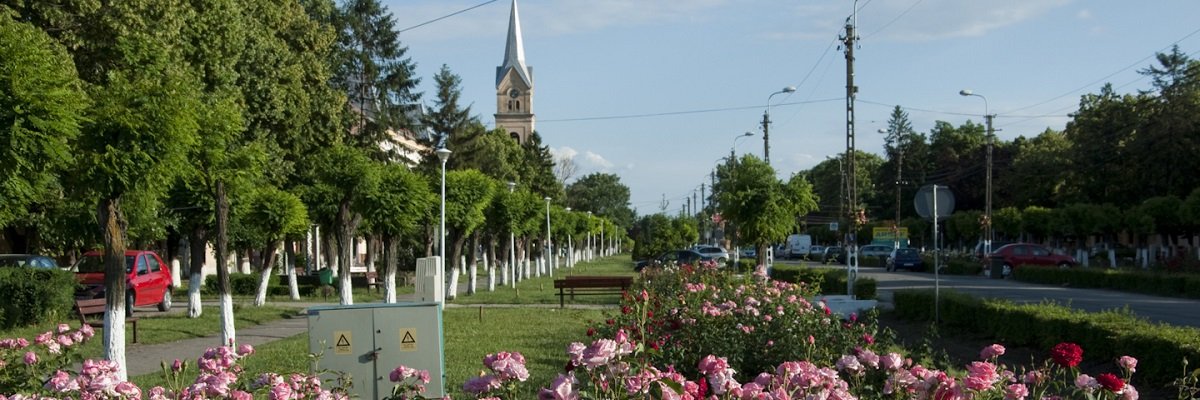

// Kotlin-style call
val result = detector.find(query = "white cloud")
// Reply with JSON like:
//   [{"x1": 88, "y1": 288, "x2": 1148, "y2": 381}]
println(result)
[
  {"x1": 1076, "y1": 9, "x2": 1093, "y2": 19},
  {"x1": 550, "y1": 146, "x2": 578, "y2": 160},
  {"x1": 584, "y1": 151, "x2": 615, "y2": 168}
]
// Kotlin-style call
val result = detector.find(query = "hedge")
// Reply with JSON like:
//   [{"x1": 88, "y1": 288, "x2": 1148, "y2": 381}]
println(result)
[
  {"x1": 0, "y1": 267, "x2": 77, "y2": 330},
  {"x1": 917, "y1": 256, "x2": 983, "y2": 275},
  {"x1": 1013, "y1": 266, "x2": 1200, "y2": 299},
  {"x1": 892, "y1": 289, "x2": 1200, "y2": 385},
  {"x1": 770, "y1": 265, "x2": 876, "y2": 299}
]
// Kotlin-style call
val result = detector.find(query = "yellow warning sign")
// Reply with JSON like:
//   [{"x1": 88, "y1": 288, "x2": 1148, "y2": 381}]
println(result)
[
  {"x1": 399, "y1": 328, "x2": 417, "y2": 352},
  {"x1": 334, "y1": 331, "x2": 352, "y2": 355}
]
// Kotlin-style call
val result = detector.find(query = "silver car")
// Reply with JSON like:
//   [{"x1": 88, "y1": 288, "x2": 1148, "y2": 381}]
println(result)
[
  {"x1": 859, "y1": 245, "x2": 894, "y2": 258},
  {"x1": 692, "y1": 245, "x2": 730, "y2": 264}
]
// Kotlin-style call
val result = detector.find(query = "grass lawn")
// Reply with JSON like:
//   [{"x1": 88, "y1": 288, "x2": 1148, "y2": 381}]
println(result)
[
  {"x1": 1, "y1": 305, "x2": 298, "y2": 361},
  {"x1": 448, "y1": 255, "x2": 636, "y2": 305},
  {"x1": 130, "y1": 307, "x2": 607, "y2": 399}
]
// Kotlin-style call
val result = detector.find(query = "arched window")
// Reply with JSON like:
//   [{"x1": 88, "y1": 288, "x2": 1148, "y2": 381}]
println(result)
[
  {"x1": 516, "y1": 100, "x2": 521, "y2": 111},
  {"x1": 510, "y1": 132, "x2": 520, "y2": 141}
]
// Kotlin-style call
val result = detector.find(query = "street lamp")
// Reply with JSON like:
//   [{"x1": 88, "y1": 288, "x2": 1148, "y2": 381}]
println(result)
[
  {"x1": 544, "y1": 196, "x2": 552, "y2": 276},
  {"x1": 436, "y1": 148, "x2": 451, "y2": 278},
  {"x1": 764, "y1": 86, "x2": 797, "y2": 165},
  {"x1": 506, "y1": 181, "x2": 516, "y2": 287},
  {"x1": 731, "y1": 131, "x2": 755, "y2": 162},
  {"x1": 565, "y1": 207, "x2": 573, "y2": 267},
  {"x1": 586, "y1": 211, "x2": 593, "y2": 261},
  {"x1": 959, "y1": 89, "x2": 994, "y2": 257}
]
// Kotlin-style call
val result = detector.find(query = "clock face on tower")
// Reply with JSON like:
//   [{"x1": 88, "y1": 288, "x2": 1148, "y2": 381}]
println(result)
[{"x1": 508, "y1": 88, "x2": 520, "y2": 98}]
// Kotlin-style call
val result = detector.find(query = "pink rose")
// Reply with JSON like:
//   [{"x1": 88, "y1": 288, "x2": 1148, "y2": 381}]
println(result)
[
  {"x1": 981, "y1": 344, "x2": 1006, "y2": 360},
  {"x1": 1075, "y1": 374, "x2": 1098, "y2": 392},
  {"x1": 23, "y1": 351, "x2": 38, "y2": 365},
  {"x1": 237, "y1": 344, "x2": 255, "y2": 356},
  {"x1": 1004, "y1": 383, "x2": 1028, "y2": 400},
  {"x1": 1118, "y1": 356, "x2": 1138, "y2": 373},
  {"x1": 965, "y1": 361, "x2": 998, "y2": 390}
]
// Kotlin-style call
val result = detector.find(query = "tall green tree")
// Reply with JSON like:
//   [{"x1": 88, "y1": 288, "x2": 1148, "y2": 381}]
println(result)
[
  {"x1": 1136, "y1": 46, "x2": 1200, "y2": 199},
  {"x1": 1061, "y1": 84, "x2": 1145, "y2": 206},
  {"x1": 334, "y1": 0, "x2": 420, "y2": 159},
  {"x1": 0, "y1": 14, "x2": 87, "y2": 235},
  {"x1": 361, "y1": 164, "x2": 433, "y2": 302},
  {"x1": 566, "y1": 173, "x2": 637, "y2": 230},
  {"x1": 233, "y1": 186, "x2": 309, "y2": 306},
  {"x1": 442, "y1": 170, "x2": 495, "y2": 299},
  {"x1": 716, "y1": 155, "x2": 819, "y2": 264},
  {"x1": 304, "y1": 145, "x2": 379, "y2": 304},
  {"x1": 1003, "y1": 129, "x2": 1070, "y2": 207},
  {"x1": 876, "y1": 106, "x2": 918, "y2": 223},
  {"x1": 422, "y1": 64, "x2": 472, "y2": 150}
]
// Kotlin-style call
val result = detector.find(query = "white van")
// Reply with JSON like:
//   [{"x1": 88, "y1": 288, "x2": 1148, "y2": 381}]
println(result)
[{"x1": 785, "y1": 234, "x2": 812, "y2": 259}]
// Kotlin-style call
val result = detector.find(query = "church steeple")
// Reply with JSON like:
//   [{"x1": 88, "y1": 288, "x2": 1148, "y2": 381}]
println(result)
[{"x1": 495, "y1": 0, "x2": 535, "y2": 144}]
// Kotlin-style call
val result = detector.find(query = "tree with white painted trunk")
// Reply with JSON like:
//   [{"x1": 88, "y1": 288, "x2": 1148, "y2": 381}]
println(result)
[
  {"x1": 442, "y1": 170, "x2": 497, "y2": 300},
  {"x1": 361, "y1": 164, "x2": 433, "y2": 303},
  {"x1": 302, "y1": 145, "x2": 379, "y2": 305},
  {"x1": 237, "y1": 186, "x2": 308, "y2": 306}
]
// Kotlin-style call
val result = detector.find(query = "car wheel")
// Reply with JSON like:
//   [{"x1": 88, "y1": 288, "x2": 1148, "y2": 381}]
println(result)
[
  {"x1": 1057, "y1": 262, "x2": 1071, "y2": 270},
  {"x1": 158, "y1": 289, "x2": 172, "y2": 312},
  {"x1": 1002, "y1": 263, "x2": 1013, "y2": 277},
  {"x1": 125, "y1": 291, "x2": 136, "y2": 318}
]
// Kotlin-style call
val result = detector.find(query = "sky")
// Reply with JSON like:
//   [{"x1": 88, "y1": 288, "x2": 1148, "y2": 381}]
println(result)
[{"x1": 387, "y1": 0, "x2": 1200, "y2": 216}]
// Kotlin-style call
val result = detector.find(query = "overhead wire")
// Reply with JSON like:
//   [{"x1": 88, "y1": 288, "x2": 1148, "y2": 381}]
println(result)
[
  {"x1": 540, "y1": 98, "x2": 842, "y2": 123},
  {"x1": 863, "y1": 0, "x2": 924, "y2": 39},
  {"x1": 398, "y1": 0, "x2": 499, "y2": 34}
]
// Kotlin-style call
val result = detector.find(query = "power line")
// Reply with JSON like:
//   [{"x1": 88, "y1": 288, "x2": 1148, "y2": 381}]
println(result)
[
  {"x1": 398, "y1": 0, "x2": 498, "y2": 34},
  {"x1": 540, "y1": 98, "x2": 842, "y2": 123},
  {"x1": 863, "y1": 0, "x2": 924, "y2": 39}
]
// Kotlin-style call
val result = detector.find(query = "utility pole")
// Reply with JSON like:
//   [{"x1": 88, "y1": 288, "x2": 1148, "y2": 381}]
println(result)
[
  {"x1": 984, "y1": 113, "x2": 994, "y2": 253},
  {"x1": 761, "y1": 113, "x2": 771, "y2": 165},
  {"x1": 841, "y1": 1, "x2": 860, "y2": 296}
]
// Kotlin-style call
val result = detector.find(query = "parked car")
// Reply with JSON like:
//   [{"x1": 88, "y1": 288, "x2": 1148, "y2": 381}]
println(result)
[
  {"x1": 807, "y1": 245, "x2": 826, "y2": 260},
  {"x1": 859, "y1": 245, "x2": 893, "y2": 258},
  {"x1": 886, "y1": 248, "x2": 925, "y2": 271},
  {"x1": 823, "y1": 246, "x2": 846, "y2": 264},
  {"x1": 989, "y1": 243, "x2": 1076, "y2": 276},
  {"x1": 634, "y1": 249, "x2": 705, "y2": 272},
  {"x1": 0, "y1": 254, "x2": 60, "y2": 269},
  {"x1": 972, "y1": 240, "x2": 1013, "y2": 260},
  {"x1": 692, "y1": 245, "x2": 730, "y2": 264},
  {"x1": 72, "y1": 250, "x2": 173, "y2": 316},
  {"x1": 740, "y1": 247, "x2": 757, "y2": 258}
]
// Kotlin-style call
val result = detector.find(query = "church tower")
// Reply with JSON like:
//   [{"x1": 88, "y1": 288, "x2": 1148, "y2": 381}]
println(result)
[{"x1": 495, "y1": 0, "x2": 534, "y2": 143}]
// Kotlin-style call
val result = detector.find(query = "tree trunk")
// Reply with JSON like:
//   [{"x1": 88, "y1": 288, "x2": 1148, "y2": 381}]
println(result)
[
  {"x1": 447, "y1": 232, "x2": 467, "y2": 300},
  {"x1": 97, "y1": 196, "x2": 129, "y2": 381},
  {"x1": 167, "y1": 232, "x2": 182, "y2": 289},
  {"x1": 286, "y1": 240, "x2": 300, "y2": 300},
  {"x1": 324, "y1": 228, "x2": 338, "y2": 276},
  {"x1": 216, "y1": 181, "x2": 236, "y2": 347},
  {"x1": 487, "y1": 237, "x2": 496, "y2": 292},
  {"x1": 468, "y1": 233, "x2": 479, "y2": 295},
  {"x1": 425, "y1": 224, "x2": 434, "y2": 257},
  {"x1": 366, "y1": 235, "x2": 377, "y2": 286},
  {"x1": 254, "y1": 241, "x2": 279, "y2": 306},
  {"x1": 187, "y1": 226, "x2": 207, "y2": 318},
  {"x1": 384, "y1": 236, "x2": 399, "y2": 303},
  {"x1": 336, "y1": 200, "x2": 359, "y2": 305}
]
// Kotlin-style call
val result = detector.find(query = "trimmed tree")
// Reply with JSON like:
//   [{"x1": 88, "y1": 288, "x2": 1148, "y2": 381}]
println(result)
[{"x1": 362, "y1": 164, "x2": 433, "y2": 303}]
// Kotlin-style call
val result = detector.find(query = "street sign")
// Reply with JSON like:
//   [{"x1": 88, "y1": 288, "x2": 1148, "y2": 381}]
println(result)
[{"x1": 914, "y1": 185, "x2": 955, "y2": 221}]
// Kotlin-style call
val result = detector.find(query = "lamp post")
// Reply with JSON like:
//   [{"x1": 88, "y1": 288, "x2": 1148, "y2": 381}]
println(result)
[
  {"x1": 544, "y1": 196, "x2": 552, "y2": 275},
  {"x1": 959, "y1": 89, "x2": 994, "y2": 257},
  {"x1": 506, "y1": 181, "x2": 516, "y2": 287},
  {"x1": 732, "y1": 131, "x2": 754, "y2": 162},
  {"x1": 763, "y1": 86, "x2": 797, "y2": 165},
  {"x1": 436, "y1": 148, "x2": 451, "y2": 279},
  {"x1": 565, "y1": 207, "x2": 573, "y2": 267}
]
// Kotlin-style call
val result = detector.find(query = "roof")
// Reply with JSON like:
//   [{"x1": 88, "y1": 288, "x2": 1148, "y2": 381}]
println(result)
[{"x1": 496, "y1": 0, "x2": 532, "y2": 88}]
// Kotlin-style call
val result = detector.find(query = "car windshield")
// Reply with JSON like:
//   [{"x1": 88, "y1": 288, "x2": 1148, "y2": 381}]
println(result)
[
  {"x1": 0, "y1": 256, "x2": 30, "y2": 268},
  {"x1": 75, "y1": 255, "x2": 136, "y2": 274},
  {"x1": 896, "y1": 249, "x2": 919, "y2": 257}
]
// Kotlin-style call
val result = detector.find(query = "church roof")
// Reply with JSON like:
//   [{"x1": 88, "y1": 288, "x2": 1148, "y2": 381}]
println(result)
[{"x1": 496, "y1": 0, "x2": 532, "y2": 88}]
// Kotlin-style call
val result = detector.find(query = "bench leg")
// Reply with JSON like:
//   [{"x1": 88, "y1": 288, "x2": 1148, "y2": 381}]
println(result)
[
  {"x1": 559, "y1": 288, "x2": 565, "y2": 308},
  {"x1": 132, "y1": 320, "x2": 138, "y2": 344}
]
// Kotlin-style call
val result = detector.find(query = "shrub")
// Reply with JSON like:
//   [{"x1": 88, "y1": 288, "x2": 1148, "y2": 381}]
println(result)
[
  {"x1": 204, "y1": 273, "x2": 262, "y2": 295},
  {"x1": 1013, "y1": 265, "x2": 1200, "y2": 299},
  {"x1": 0, "y1": 267, "x2": 77, "y2": 329},
  {"x1": 893, "y1": 288, "x2": 1200, "y2": 385},
  {"x1": 770, "y1": 265, "x2": 876, "y2": 299},
  {"x1": 600, "y1": 263, "x2": 882, "y2": 381}
]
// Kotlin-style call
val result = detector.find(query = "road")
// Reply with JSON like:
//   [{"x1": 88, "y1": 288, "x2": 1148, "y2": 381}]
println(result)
[{"x1": 777, "y1": 260, "x2": 1200, "y2": 328}]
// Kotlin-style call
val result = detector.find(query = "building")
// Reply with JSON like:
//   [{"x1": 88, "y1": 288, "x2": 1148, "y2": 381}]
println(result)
[{"x1": 494, "y1": 0, "x2": 535, "y2": 144}]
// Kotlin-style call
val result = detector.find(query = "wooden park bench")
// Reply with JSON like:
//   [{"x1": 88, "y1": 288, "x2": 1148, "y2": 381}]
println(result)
[
  {"x1": 366, "y1": 271, "x2": 382, "y2": 294},
  {"x1": 553, "y1": 275, "x2": 634, "y2": 308},
  {"x1": 75, "y1": 298, "x2": 139, "y2": 343}
]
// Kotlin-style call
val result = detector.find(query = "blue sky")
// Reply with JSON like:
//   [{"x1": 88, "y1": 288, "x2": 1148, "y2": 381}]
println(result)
[{"x1": 388, "y1": 0, "x2": 1200, "y2": 215}]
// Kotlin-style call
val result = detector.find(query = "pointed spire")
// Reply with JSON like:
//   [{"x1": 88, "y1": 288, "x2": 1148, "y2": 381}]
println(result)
[{"x1": 497, "y1": 0, "x2": 532, "y2": 87}]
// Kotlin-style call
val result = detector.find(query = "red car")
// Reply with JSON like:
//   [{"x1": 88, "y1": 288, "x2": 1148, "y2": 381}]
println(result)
[
  {"x1": 989, "y1": 243, "x2": 1076, "y2": 276},
  {"x1": 73, "y1": 250, "x2": 173, "y2": 316}
]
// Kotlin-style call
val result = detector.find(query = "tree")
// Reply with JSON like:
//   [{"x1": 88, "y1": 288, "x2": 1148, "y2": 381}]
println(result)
[
  {"x1": 361, "y1": 164, "x2": 433, "y2": 303},
  {"x1": 554, "y1": 153, "x2": 579, "y2": 187},
  {"x1": 334, "y1": 0, "x2": 420, "y2": 159},
  {"x1": 1003, "y1": 129, "x2": 1070, "y2": 207},
  {"x1": 716, "y1": 155, "x2": 819, "y2": 264},
  {"x1": 0, "y1": 14, "x2": 87, "y2": 231},
  {"x1": 422, "y1": 64, "x2": 471, "y2": 150},
  {"x1": 519, "y1": 132, "x2": 564, "y2": 199},
  {"x1": 992, "y1": 206, "x2": 1023, "y2": 241},
  {"x1": 1061, "y1": 85, "x2": 1145, "y2": 206},
  {"x1": 38, "y1": 0, "x2": 203, "y2": 380},
  {"x1": 304, "y1": 145, "x2": 379, "y2": 304},
  {"x1": 630, "y1": 214, "x2": 695, "y2": 260},
  {"x1": 1140, "y1": 196, "x2": 1184, "y2": 249},
  {"x1": 442, "y1": 170, "x2": 495, "y2": 299},
  {"x1": 565, "y1": 173, "x2": 637, "y2": 230},
  {"x1": 877, "y1": 106, "x2": 917, "y2": 222},
  {"x1": 927, "y1": 120, "x2": 988, "y2": 211},
  {"x1": 1021, "y1": 206, "x2": 1053, "y2": 244},
  {"x1": 235, "y1": 187, "x2": 309, "y2": 306},
  {"x1": 1136, "y1": 46, "x2": 1200, "y2": 199}
]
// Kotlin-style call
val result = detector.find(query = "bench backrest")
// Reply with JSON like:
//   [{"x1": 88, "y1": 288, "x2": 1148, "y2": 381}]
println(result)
[
  {"x1": 76, "y1": 298, "x2": 107, "y2": 318},
  {"x1": 554, "y1": 277, "x2": 632, "y2": 289}
]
